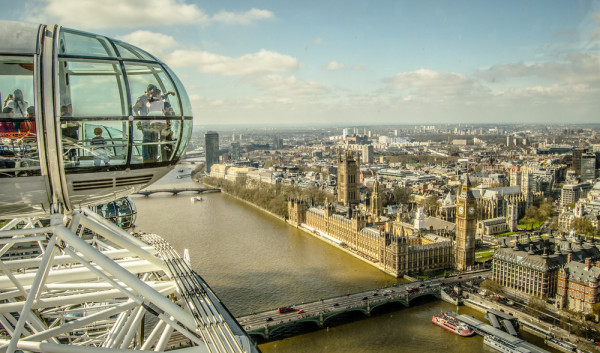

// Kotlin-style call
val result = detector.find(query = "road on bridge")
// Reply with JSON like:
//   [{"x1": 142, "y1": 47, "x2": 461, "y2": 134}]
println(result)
[{"x1": 238, "y1": 270, "x2": 489, "y2": 332}]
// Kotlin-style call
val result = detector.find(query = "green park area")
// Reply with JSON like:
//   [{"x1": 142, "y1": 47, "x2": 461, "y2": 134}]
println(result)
[
  {"x1": 517, "y1": 220, "x2": 544, "y2": 230},
  {"x1": 494, "y1": 231, "x2": 518, "y2": 237},
  {"x1": 475, "y1": 249, "x2": 496, "y2": 262}
]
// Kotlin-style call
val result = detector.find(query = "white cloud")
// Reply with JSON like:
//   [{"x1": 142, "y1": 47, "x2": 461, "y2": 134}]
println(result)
[
  {"x1": 212, "y1": 8, "x2": 275, "y2": 25},
  {"x1": 26, "y1": 0, "x2": 273, "y2": 29},
  {"x1": 477, "y1": 53, "x2": 600, "y2": 84},
  {"x1": 164, "y1": 49, "x2": 299, "y2": 76},
  {"x1": 116, "y1": 31, "x2": 179, "y2": 58},
  {"x1": 253, "y1": 74, "x2": 330, "y2": 98},
  {"x1": 324, "y1": 61, "x2": 345, "y2": 71},
  {"x1": 385, "y1": 69, "x2": 488, "y2": 102},
  {"x1": 28, "y1": 0, "x2": 207, "y2": 29}
]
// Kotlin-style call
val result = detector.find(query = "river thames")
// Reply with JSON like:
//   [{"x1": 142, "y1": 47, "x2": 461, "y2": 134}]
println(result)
[{"x1": 131, "y1": 167, "x2": 556, "y2": 353}]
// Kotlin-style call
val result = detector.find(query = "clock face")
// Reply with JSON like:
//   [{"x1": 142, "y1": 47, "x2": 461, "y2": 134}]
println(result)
[
  {"x1": 458, "y1": 206, "x2": 464, "y2": 215},
  {"x1": 468, "y1": 206, "x2": 475, "y2": 215}
]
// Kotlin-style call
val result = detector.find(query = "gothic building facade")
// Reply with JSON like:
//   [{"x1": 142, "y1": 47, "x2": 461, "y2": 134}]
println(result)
[{"x1": 288, "y1": 197, "x2": 454, "y2": 278}]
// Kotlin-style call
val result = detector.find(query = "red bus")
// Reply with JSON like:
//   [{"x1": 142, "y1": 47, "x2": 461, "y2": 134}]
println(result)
[{"x1": 277, "y1": 307, "x2": 295, "y2": 314}]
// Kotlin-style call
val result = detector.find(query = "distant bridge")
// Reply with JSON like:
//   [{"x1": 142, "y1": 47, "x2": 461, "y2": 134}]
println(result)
[
  {"x1": 238, "y1": 283, "x2": 442, "y2": 342},
  {"x1": 134, "y1": 187, "x2": 221, "y2": 197}
]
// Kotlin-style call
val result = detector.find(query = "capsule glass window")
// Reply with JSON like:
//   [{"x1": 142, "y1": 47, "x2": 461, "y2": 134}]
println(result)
[
  {"x1": 164, "y1": 66, "x2": 192, "y2": 116},
  {"x1": 57, "y1": 58, "x2": 129, "y2": 170},
  {"x1": 125, "y1": 63, "x2": 181, "y2": 117},
  {"x1": 58, "y1": 30, "x2": 116, "y2": 58},
  {"x1": 113, "y1": 41, "x2": 156, "y2": 61},
  {"x1": 0, "y1": 55, "x2": 39, "y2": 177},
  {"x1": 58, "y1": 59, "x2": 127, "y2": 117},
  {"x1": 175, "y1": 120, "x2": 192, "y2": 159}
]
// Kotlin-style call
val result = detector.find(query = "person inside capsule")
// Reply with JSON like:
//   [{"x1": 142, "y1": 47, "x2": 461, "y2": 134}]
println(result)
[
  {"x1": 134, "y1": 84, "x2": 174, "y2": 163},
  {"x1": 60, "y1": 103, "x2": 79, "y2": 165},
  {"x1": 5, "y1": 89, "x2": 29, "y2": 132}
]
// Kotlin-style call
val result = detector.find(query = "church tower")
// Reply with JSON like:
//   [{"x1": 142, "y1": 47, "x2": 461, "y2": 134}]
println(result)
[
  {"x1": 506, "y1": 202, "x2": 518, "y2": 232},
  {"x1": 337, "y1": 150, "x2": 360, "y2": 206},
  {"x1": 414, "y1": 207, "x2": 426, "y2": 231},
  {"x1": 455, "y1": 174, "x2": 476, "y2": 271}
]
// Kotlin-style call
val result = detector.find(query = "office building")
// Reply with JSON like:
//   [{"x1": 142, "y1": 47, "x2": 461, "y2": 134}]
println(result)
[
  {"x1": 581, "y1": 153, "x2": 596, "y2": 181},
  {"x1": 573, "y1": 148, "x2": 585, "y2": 175},
  {"x1": 231, "y1": 142, "x2": 240, "y2": 161},
  {"x1": 205, "y1": 131, "x2": 219, "y2": 174},
  {"x1": 362, "y1": 145, "x2": 374, "y2": 164}
]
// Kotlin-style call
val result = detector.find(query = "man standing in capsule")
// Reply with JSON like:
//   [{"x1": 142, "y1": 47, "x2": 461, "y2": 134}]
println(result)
[{"x1": 134, "y1": 84, "x2": 174, "y2": 163}]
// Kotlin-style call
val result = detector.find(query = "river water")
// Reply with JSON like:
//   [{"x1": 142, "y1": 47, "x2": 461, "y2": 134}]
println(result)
[{"x1": 132, "y1": 166, "x2": 556, "y2": 353}]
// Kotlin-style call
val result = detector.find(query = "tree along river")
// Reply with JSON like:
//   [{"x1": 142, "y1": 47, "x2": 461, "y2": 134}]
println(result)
[{"x1": 132, "y1": 169, "x2": 557, "y2": 352}]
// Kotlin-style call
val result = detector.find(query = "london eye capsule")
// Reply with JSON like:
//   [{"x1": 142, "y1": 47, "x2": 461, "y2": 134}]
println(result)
[
  {"x1": 92, "y1": 196, "x2": 137, "y2": 229},
  {"x1": 0, "y1": 21, "x2": 193, "y2": 218}
]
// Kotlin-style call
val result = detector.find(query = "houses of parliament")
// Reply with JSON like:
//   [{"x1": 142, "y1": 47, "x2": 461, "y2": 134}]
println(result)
[{"x1": 288, "y1": 150, "x2": 477, "y2": 277}]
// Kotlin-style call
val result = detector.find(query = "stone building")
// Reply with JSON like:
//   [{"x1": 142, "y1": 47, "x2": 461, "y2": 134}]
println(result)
[
  {"x1": 209, "y1": 164, "x2": 228, "y2": 179},
  {"x1": 556, "y1": 257, "x2": 600, "y2": 314},
  {"x1": 439, "y1": 191, "x2": 456, "y2": 223},
  {"x1": 474, "y1": 185, "x2": 542, "y2": 222},
  {"x1": 476, "y1": 217, "x2": 509, "y2": 236},
  {"x1": 558, "y1": 199, "x2": 600, "y2": 234},
  {"x1": 287, "y1": 198, "x2": 454, "y2": 277},
  {"x1": 492, "y1": 232, "x2": 600, "y2": 299}
]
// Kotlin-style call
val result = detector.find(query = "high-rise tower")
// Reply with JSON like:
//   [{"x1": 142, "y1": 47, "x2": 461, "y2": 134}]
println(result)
[
  {"x1": 337, "y1": 150, "x2": 360, "y2": 206},
  {"x1": 205, "y1": 131, "x2": 219, "y2": 173},
  {"x1": 455, "y1": 174, "x2": 476, "y2": 271},
  {"x1": 362, "y1": 145, "x2": 374, "y2": 164},
  {"x1": 230, "y1": 142, "x2": 240, "y2": 161}
]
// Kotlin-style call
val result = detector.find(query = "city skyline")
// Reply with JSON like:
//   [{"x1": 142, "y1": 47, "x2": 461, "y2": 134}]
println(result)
[{"x1": 2, "y1": 0, "x2": 599, "y2": 126}]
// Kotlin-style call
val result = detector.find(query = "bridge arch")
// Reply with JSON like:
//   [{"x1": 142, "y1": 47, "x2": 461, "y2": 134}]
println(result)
[
  {"x1": 322, "y1": 309, "x2": 369, "y2": 327},
  {"x1": 257, "y1": 320, "x2": 322, "y2": 343},
  {"x1": 369, "y1": 298, "x2": 409, "y2": 314},
  {"x1": 406, "y1": 292, "x2": 441, "y2": 305}
]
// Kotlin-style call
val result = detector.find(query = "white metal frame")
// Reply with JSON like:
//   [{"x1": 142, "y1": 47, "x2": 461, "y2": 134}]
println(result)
[{"x1": 0, "y1": 209, "x2": 253, "y2": 352}]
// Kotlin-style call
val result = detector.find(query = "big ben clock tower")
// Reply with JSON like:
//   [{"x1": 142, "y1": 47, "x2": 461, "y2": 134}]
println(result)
[{"x1": 455, "y1": 174, "x2": 476, "y2": 271}]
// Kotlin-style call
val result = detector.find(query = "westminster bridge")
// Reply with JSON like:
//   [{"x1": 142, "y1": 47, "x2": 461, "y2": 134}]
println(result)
[
  {"x1": 236, "y1": 270, "x2": 489, "y2": 343},
  {"x1": 238, "y1": 271, "x2": 488, "y2": 342},
  {"x1": 134, "y1": 187, "x2": 221, "y2": 196}
]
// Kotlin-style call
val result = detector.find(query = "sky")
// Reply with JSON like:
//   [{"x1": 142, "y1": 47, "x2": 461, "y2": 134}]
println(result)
[{"x1": 2, "y1": 0, "x2": 600, "y2": 126}]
